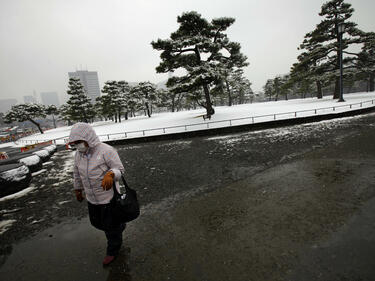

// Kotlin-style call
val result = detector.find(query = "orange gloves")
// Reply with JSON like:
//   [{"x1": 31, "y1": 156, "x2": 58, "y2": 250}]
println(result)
[
  {"x1": 75, "y1": 190, "x2": 84, "y2": 202},
  {"x1": 101, "y1": 171, "x2": 114, "y2": 190}
]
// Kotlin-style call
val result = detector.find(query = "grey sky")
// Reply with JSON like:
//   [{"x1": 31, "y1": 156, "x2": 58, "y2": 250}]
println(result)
[{"x1": 0, "y1": 0, "x2": 374, "y2": 103}]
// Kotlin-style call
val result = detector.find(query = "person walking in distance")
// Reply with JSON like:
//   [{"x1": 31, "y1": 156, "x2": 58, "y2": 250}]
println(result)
[{"x1": 68, "y1": 122, "x2": 125, "y2": 266}]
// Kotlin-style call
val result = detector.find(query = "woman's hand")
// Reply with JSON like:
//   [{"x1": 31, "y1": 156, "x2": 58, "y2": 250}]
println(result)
[
  {"x1": 74, "y1": 190, "x2": 84, "y2": 202},
  {"x1": 101, "y1": 171, "x2": 114, "y2": 190}
]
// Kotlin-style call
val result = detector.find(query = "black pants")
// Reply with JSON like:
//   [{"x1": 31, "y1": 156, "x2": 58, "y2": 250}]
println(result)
[{"x1": 88, "y1": 202, "x2": 126, "y2": 256}]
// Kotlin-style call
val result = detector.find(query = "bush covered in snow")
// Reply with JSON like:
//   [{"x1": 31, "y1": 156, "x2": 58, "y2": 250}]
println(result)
[
  {"x1": 0, "y1": 164, "x2": 31, "y2": 197},
  {"x1": 44, "y1": 145, "x2": 57, "y2": 154},
  {"x1": 19, "y1": 155, "x2": 42, "y2": 173},
  {"x1": 33, "y1": 149, "x2": 50, "y2": 162}
]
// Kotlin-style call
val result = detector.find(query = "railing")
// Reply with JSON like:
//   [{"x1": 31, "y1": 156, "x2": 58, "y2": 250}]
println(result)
[
  {"x1": 15, "y1": 135, "x2": 68, "y2": 146},
  {"x1": 14, "y1": 98, "x2": 375, "y2": 145}
]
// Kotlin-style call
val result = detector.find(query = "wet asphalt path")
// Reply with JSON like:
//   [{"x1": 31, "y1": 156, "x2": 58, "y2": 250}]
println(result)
[{"x1": 1, "y1": 113, "x2": 375, "y2": 280}]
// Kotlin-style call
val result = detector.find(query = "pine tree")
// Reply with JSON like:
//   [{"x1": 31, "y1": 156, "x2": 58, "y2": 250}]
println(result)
[
  {"x1": 356, "y1": 32, "x2": 375, "y2": 91},
  {"x1": 224, "y1": 69, "x2": 253, "y2": 105},
  {"x1": 102, "y1": 80, "x2": 121, "y2": 122},
  {"x1": 4, "y1": 103, "x2": 46, "y2": 134},
  {"x1": 151, "y1": 11, "x2": 248, "y2": 117},
  {"x1": 66, "y1": 77, "x2": 94, "y2": 123},
  {"x1": 45, "y1": 105, "x2": 58, "y2": 128},
  {"x1": 279, "y1": 74, "x2": 293, "y2": 101},
  {"x1": 132, "y1": 82, "x2": 157, "y2": 117},
  {"x1": 263, "y1": 79, "x2": 274, "y2": 101},
  {"x1": 154, "y1": 88, "x2": 171, "y2": 111},
  {"x1": 117, "y1": 80, "x2": 131, "y2": 120},
  {"x1": 0, "y1": 113, "x2": 4, "y2": 126},
  {"x1": 59, "y1": 104, "x2": 73, "y2": 126},
  {"x1": 212, "y1": 67, "x2": 250, "y2": 107},
  {"x1": 292, "y1": 0, "x2": 365, "y2": 99},
  {"x1": 95, "y1": 95, "x2": 112, "y2": 121},
  {"x1": 126, "y1": 86, "x2": 142, "y2": 118},
  {"x1": 100, "y1": 80, "x2": 131, "y2": 122}
]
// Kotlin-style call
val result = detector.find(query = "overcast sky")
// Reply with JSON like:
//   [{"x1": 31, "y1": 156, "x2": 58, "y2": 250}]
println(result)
[{"x1": 0, "y1": 0, "x2": 374, "y2": 103}]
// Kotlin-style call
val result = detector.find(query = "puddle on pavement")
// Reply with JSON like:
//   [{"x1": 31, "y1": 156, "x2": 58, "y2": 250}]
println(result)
[{"x1": 0, "y1": 217, "x2": 131, "y2": 281}]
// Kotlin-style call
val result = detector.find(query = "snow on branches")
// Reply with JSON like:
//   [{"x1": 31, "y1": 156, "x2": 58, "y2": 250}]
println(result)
[
  {"x1": 152, "y1": 11, "x2": 249, "y2": 116},
  {"x1": 4, "y1": 103, "x2": 47, "y2": 134}
]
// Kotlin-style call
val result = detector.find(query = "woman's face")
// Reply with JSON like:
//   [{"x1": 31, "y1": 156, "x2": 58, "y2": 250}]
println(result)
[{"x1": 71, "y1": 140, "x2": 89, "y2": 153}]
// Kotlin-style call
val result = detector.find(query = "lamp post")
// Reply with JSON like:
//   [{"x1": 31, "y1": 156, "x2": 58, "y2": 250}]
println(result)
[{"x1": 338, "y1": 22, "x2": 345, "y2": 102}]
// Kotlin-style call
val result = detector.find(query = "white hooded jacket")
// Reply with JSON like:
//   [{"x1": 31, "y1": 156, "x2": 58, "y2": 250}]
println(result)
[{"x1": 68, "y1": 123, "x2": 124, "y2": 205}]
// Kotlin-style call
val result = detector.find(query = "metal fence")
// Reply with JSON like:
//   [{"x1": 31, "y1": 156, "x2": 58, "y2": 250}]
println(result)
[{"x1": 15, "y1": 98, "x2": 375, "y2": 145}]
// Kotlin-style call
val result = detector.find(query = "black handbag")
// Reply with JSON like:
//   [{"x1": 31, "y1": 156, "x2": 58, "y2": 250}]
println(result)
[{"x1": 111, "y1": 175, "x2": 140, "y2": 223}]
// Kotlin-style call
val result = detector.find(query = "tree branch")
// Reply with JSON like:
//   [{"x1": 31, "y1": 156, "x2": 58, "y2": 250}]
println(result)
[
  {"x1": 343, "y1": 51, "x2": 360, "y2": 56},
  {"x1": 213, "y1": 27, "x2": 223, "y2": 43},
  {"x1": 195, "y1": 98, "x2": 206, "y2": 108},
  {"x1": 175, "y1": 48, "x2": 196, "y2": 55}
]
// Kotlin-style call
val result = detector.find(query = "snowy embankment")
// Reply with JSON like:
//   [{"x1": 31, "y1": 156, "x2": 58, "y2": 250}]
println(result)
[{"x1": 11, "y1": 92, "x2": 375, "y2": 146}]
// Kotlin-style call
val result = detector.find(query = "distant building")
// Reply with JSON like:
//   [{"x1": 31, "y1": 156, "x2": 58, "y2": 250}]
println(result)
[
  {"x1": 23, "y1": 95, "x2": 37, "y2": 103},
  {"x1": 68, "y1": 70, "x2": 101, "y2": 103},
  {"x1": 0, "y1": 99, "x2": 17, "y2": 113},
  {"x1": 40, "y1": 92, "x2": 60, "y2": 106}
]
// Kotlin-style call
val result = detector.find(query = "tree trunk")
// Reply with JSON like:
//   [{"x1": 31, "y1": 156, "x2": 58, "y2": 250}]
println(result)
[
  {"x1": 333, "y1": 78, "x2": 340, "y2": 99},
  {"x1": 225, "y1": 79, "x2": 232, "y2": 106},
  {"x1": 29, "y1": 119, "x2": 43, "y2": 134},
  {"x1": 370, "y1": 73, "x2": 375, "y2": 92},
  {"x1": 52, "y1": 114, "x2": 56, "y2": 128},
  {"x1": 334, "y1": 40, "x2": 341, "y2": 99},
  {"x1": 125, "y1": 112, "x2": 128, "y2": 120},
  {"x1": 316, "y1": 81, "x2": 323, "y2": 99},
  {"x1": 202, "y1": 84, "x2": 215, "y2": 116},
  {"x1": 145, "y1": 102, "x2": 151, "y2": 118},
  {"x1": 82, "y1": 110, "x2": 88, "y2": 123},
  {"x1": 118, "y1": 112, "x2": 121, "y2": 123},
  {"x1": 171, "y1": 96, "x2": 175, "y2": 112}
]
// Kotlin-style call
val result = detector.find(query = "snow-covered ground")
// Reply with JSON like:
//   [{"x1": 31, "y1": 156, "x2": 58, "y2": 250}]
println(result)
[
  {"x1": 0, "y1": 185, "x2": 37, "y2": 202},
  {"x1": 8, "y1": 92, "x2": 375, "y2": 146}
]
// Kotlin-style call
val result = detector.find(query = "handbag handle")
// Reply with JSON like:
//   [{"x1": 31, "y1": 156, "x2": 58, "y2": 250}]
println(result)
[
  {"x1": 121, "y1": 175, "x2": 130, "y2": 191},
  {"x1": 112, "y1": 174, "x2": 131, "y2": 196}
]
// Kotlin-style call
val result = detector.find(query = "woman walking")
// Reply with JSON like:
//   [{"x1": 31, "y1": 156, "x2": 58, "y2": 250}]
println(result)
[{"x1": 68, "y1": 122, "x2": 125, "y2": 266}]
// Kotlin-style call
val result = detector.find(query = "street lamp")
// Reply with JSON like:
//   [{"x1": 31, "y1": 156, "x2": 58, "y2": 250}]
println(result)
[{"x1": 338, "y1": 22, "x2": 345, "y2": 102}]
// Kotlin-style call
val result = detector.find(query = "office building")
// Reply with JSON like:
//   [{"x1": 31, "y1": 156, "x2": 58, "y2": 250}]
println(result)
[
  {"x1": 40, "y1": 92, "x2": 60, "y2": 106},
  {"x1": 23, "y1": 95, "x2": 37, "y2": 103},
  {"x1": 68, "y1": 70, "x2": 101, "y2": 103},
  {"x1": 0, "y1": 99, "x2": 17, "y2": 113}
]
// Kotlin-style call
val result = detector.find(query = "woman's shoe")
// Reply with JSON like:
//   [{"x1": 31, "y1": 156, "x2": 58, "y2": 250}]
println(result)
[{"x1": 102, "y1": 255, "x2": 115, "y2": 265}]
